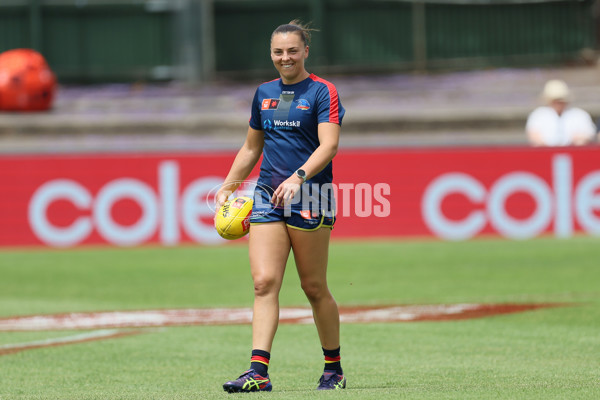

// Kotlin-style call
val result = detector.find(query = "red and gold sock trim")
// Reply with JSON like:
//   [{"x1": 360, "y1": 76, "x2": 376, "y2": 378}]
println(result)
[
  {"x1": 324, "y1": 355, "x2": 341, "y2": 364},
  {"x1": 251, "y1": 355, "x2": 270, "y2": 366}
]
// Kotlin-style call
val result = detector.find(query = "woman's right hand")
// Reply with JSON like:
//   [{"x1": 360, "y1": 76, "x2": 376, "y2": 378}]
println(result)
[{"x1": 215, "y1": 188, "x2": 233, "y2": 212}]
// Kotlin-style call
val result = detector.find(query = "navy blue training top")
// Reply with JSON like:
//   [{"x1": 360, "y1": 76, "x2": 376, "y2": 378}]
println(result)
[{"x1": 249, "y1": 73, "x2": 345, "y2": 192}]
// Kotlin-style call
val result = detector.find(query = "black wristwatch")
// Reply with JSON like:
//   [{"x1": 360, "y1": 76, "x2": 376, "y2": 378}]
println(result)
[{"x1": 295, "y1": 169, "x2": 307, "y2": 183}]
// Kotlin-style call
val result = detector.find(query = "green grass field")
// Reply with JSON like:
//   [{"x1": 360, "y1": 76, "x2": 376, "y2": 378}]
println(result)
[{"x1": 1, "y1": 237, "x2": 599, "y2": 399}]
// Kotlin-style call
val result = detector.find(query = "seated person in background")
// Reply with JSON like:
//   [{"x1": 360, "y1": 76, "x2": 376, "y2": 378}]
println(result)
[{"x1": 526, "y1": 79, "x2": 596, "y2": 146}]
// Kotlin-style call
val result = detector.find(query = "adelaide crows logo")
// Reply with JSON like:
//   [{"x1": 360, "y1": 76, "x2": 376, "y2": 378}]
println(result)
[{"x1": 296, "y1": 98, "x2": 310, "y2": 110}]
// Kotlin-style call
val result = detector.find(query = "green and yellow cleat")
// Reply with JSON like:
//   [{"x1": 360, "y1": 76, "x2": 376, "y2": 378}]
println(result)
[
  {"x1": 223, "y1": 369, "x2": 272, "y2": 393},
  {"x1": 317, "y1": 370, "x2": 346, "y2": 390}
]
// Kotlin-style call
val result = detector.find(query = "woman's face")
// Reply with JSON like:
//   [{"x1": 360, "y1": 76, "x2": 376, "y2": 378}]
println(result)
[{"x1": 270, "y1": 32, "x2": 309, "y2": 84}]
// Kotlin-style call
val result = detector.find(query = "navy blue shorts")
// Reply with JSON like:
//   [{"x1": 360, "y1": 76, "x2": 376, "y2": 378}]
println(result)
[
  {"x1": 249, "y1": 184, "x2": 335, "y2": 231},
  {"x1": 250, "y1": 206, "x2": 335, "y2": 231}
]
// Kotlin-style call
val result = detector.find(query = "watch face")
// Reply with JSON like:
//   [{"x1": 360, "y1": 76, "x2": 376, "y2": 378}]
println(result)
[{"x1": 296, "y1": 169, "x2": 306, "y2": 181}]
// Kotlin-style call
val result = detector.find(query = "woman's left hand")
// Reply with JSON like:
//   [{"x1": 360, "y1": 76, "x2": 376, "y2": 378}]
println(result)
[{"x1": 271, "y1": 176, "x2": 303, "y2": 207}]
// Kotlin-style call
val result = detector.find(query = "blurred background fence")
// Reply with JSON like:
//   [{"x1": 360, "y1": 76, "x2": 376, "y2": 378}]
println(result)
[{"x1": 0, "y1": 0, "x2": 597, "y2": 83}]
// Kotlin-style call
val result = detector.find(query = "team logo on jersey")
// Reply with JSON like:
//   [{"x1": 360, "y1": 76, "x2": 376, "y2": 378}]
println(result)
[
  {"x1": 261, "y1": 98, "x2": 280, "y2": 110},
  {"x1": 296, "y1": 99, "x2": 310, "y2": 110}
]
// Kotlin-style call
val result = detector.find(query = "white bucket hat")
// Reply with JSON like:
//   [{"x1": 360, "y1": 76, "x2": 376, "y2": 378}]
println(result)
[{"x1": 542, "y1": 79, "x2": 571, "y2": 102}]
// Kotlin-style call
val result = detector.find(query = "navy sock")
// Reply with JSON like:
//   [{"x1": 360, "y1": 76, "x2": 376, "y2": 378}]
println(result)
[
  {"x1": 250, "y1": 349, "x2": 270, "y2": 377},
  {"x1": 323, "y1": 346, "x2": 343, "y2": 375}
]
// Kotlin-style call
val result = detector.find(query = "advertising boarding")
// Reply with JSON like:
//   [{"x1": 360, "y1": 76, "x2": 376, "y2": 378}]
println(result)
[{"x1": 1, "y1": 147, "x2": 598, "y2": 247}]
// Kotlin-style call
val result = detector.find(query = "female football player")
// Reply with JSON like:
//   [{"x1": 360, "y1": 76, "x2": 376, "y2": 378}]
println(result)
[{"x1": 215, "y1": 20, "x2": 346, "y2": 392}]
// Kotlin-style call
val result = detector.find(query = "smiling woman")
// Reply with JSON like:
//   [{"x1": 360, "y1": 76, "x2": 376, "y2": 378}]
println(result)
[
  {"x1": 214, "y1": 20, "x2": 347, "y2": 393},
  {"x1": 269, "y1": 20, "x2": 314, "y2": 85}
]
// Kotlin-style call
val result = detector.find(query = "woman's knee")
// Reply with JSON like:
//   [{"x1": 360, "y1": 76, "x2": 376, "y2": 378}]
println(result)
[
  {"x1": 253, "y1": 273, "x2": 281, "y2": 297},
  {"x1": 301, "y1": 279, "x2": 329, "y2": 302}
]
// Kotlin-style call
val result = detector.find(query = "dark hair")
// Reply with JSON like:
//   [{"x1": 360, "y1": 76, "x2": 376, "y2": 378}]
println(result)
[{"x1": 271, "y1": 19, "x2": 317, "y2": 46}]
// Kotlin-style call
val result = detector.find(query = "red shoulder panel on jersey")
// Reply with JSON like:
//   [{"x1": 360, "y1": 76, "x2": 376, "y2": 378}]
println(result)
[{"x1": 309, "y1": 73, "x2": 340, "y2": 124}]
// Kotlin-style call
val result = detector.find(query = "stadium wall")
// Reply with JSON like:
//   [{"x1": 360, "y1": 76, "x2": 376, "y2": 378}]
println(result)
[
  {"x1": 1, "y1": 146, "x2": 599, "y2": 248},
  {"x1": 0, "y1": 0, "x2": 595, "y2": 82}
]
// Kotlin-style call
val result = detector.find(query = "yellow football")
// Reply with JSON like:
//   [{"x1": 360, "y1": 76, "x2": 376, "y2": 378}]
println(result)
[{"x1": 215, "y1": 196, "x2": 253, "y2": 240}]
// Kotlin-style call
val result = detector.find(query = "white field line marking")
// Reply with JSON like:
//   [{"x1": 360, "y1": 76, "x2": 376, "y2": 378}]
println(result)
[
  {"x1": 338, "y1": 304, "x2": 480, "y2": 323},
  {"x1": 0, "y1": 305, "x2": 480, "y2": 331},
  {"x1": 0, "y1": 329, "x2": 119, "y2": 350},
  {"x1": 0, "y1": 329, "x2": 139, "y2": 353},
  {"x1": 0, "y1": 304, "x2": 558, "y2": 331},
  {"x1": 0, "y1": 308, "x2": 258, "y2": 331}
]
